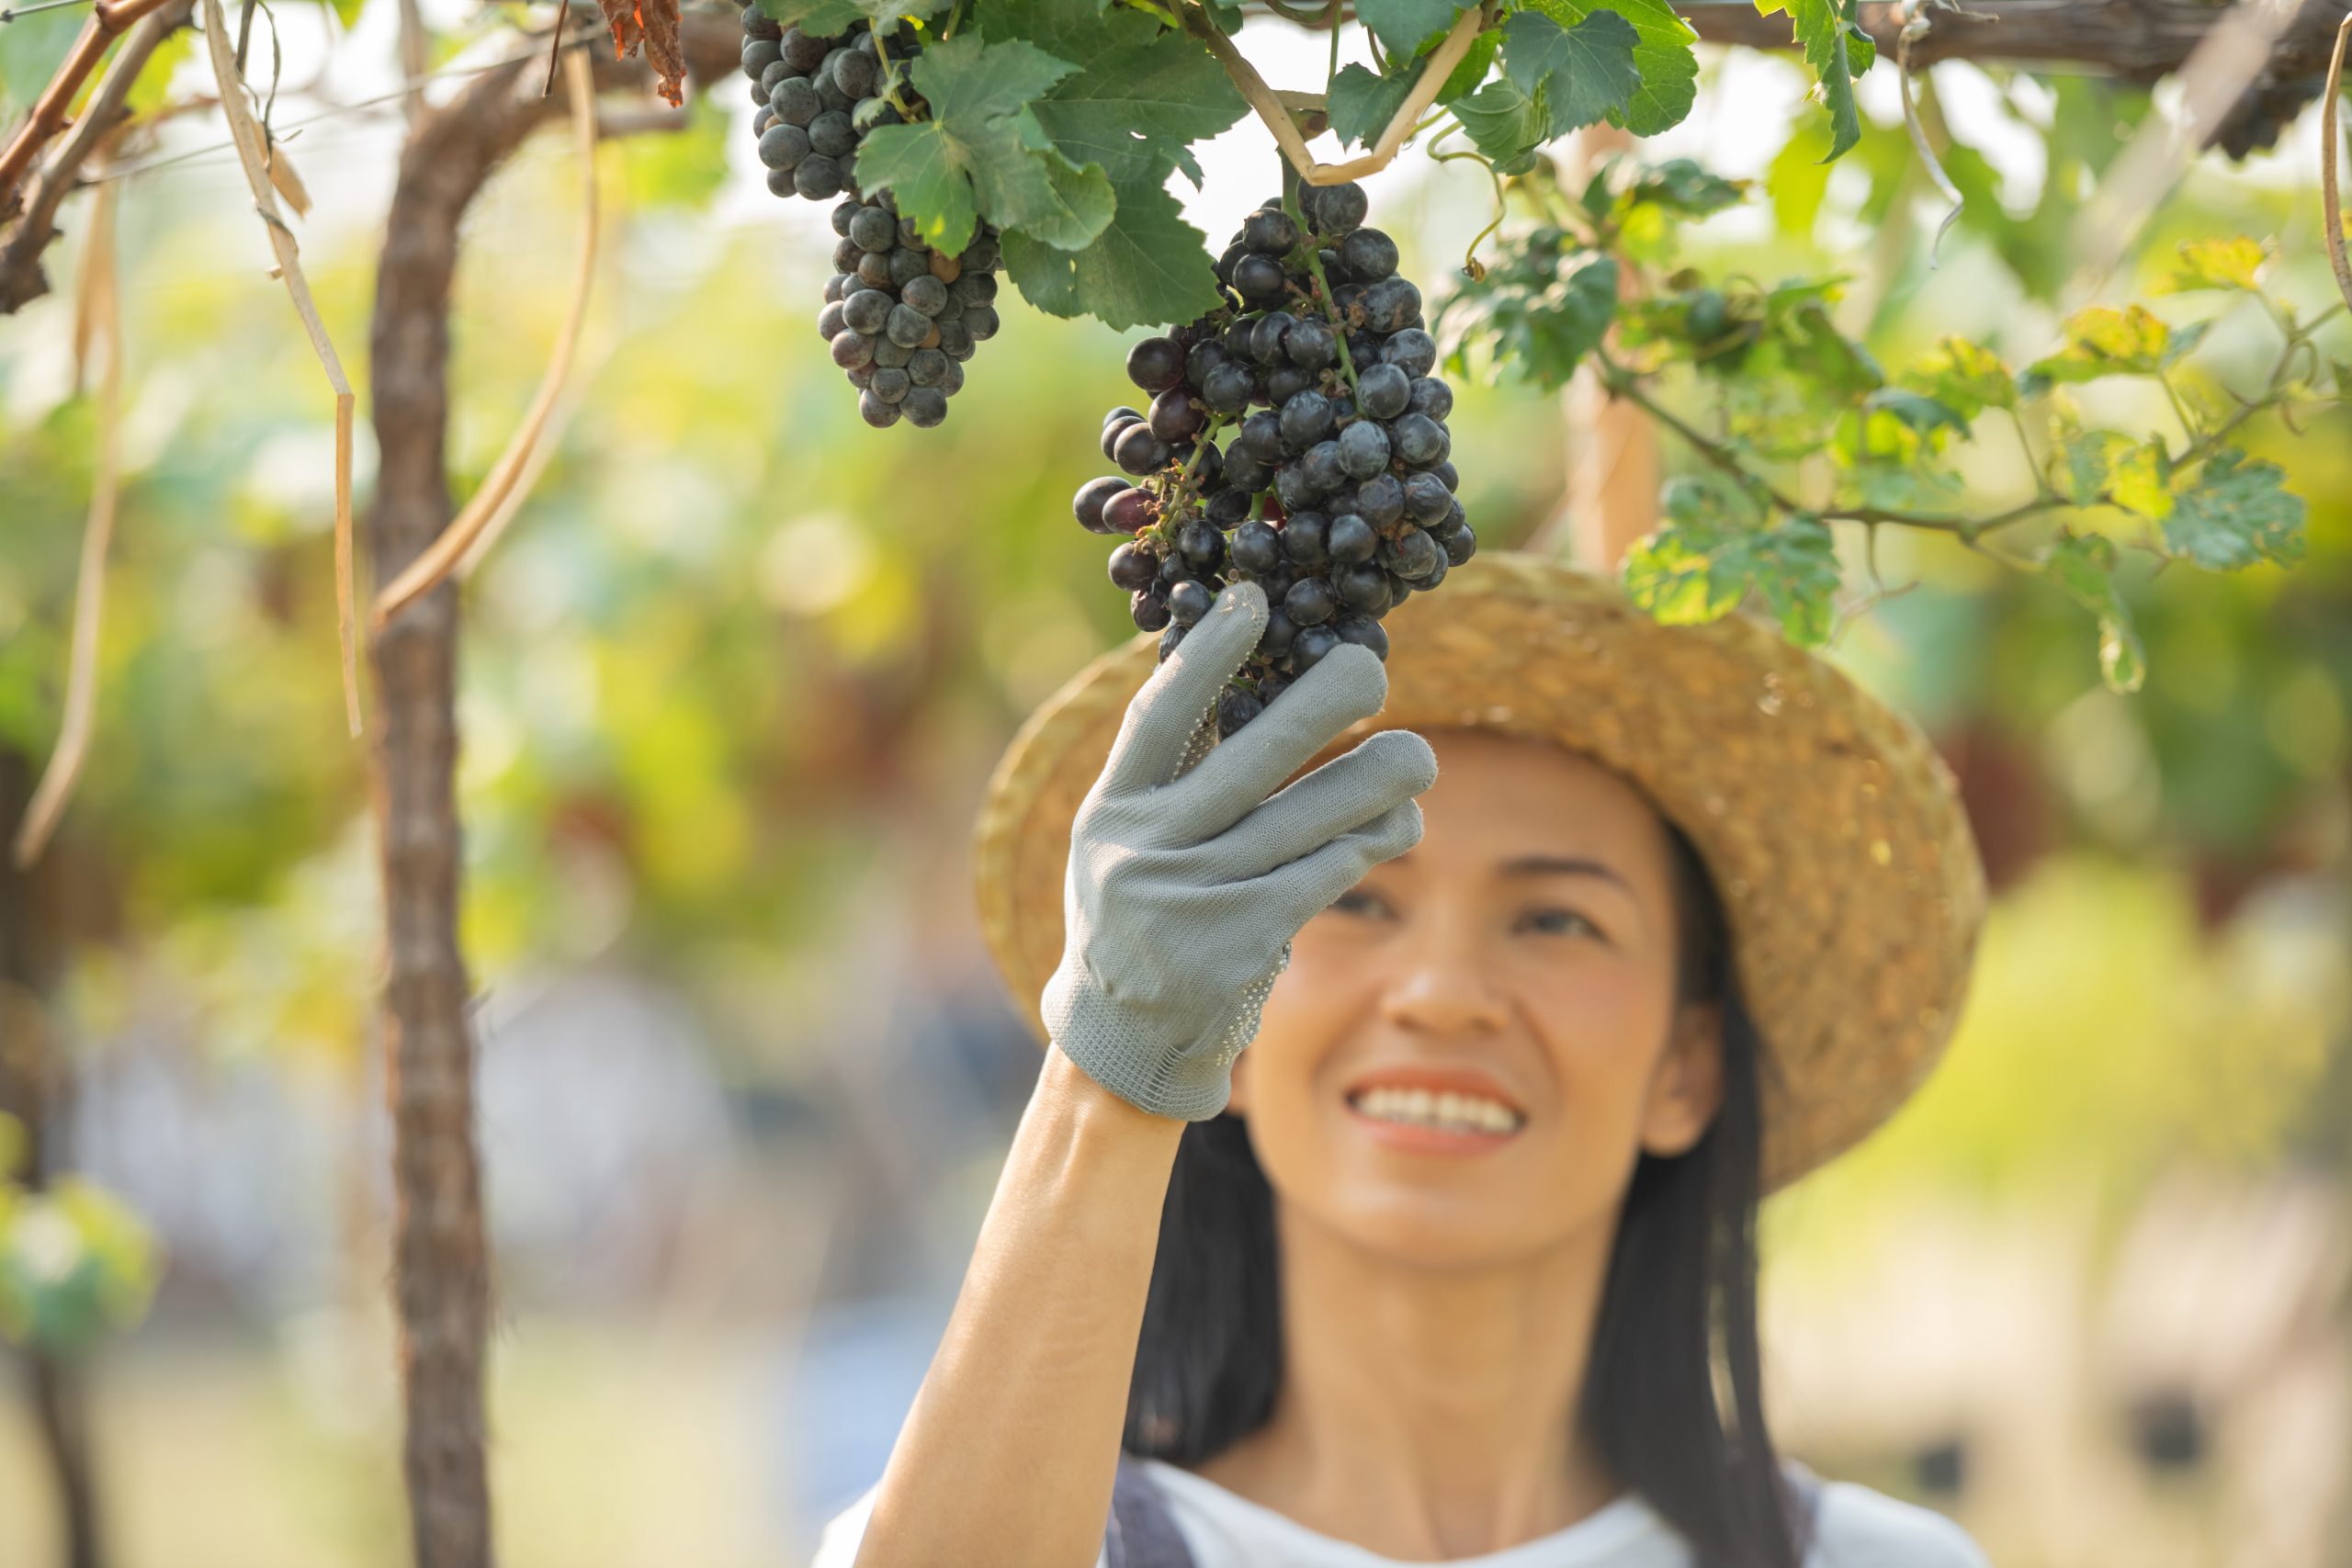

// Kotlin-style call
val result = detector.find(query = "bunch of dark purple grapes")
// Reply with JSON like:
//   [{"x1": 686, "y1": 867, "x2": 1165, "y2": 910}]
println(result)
[
  {"x1": 738, "y1": 3, "x2": 1002, "y2": 428},
  {"x1": 1072, "y1": 179, "x2": 1475, "y2": 738}
]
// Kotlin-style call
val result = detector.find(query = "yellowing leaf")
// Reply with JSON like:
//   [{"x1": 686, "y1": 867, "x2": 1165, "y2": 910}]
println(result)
[{"x1": 2155, "y1": 235, "x2": 2267, "y2": 294}]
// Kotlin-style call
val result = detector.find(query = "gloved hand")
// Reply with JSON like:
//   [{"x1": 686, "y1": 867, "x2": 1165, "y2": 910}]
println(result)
[{"x1": 1041, "y1": 579, "x2": 1439, "y2": 1122}]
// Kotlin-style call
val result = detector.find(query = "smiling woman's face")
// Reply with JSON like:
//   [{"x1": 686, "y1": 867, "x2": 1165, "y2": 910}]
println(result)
[{"x1": 1227, "y1": 726, "x2": 1725, "y2": 1269}]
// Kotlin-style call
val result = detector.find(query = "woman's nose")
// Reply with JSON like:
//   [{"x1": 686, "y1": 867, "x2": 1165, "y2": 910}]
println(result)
[{"x1": 1377, "y1": 913, "x2": 1510, "y2": 1036}]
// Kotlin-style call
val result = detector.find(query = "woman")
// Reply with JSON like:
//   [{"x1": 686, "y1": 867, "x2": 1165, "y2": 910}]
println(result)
[{"x1": 814, "y1": 553, "x2": 1993, "y2": 1566}]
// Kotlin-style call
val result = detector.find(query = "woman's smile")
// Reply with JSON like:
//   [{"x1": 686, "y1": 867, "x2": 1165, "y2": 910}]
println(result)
[{"x1": 1341, "y1": 1062, "x2": 1528, "y2": 1155}]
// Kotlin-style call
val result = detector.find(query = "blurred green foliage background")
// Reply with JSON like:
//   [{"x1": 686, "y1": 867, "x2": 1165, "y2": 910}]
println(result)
[{"x1": 0, "y1": 11, "x2": 2347, "y2": 1565}]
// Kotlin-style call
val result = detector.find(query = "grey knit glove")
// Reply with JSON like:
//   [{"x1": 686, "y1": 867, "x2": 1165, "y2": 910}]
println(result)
[{"x1": 1041, "y1": 579, "x2": 1438, "y2": 1121}]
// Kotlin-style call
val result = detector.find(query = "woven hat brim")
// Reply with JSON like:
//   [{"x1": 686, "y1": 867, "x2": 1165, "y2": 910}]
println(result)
[{"x1": 971, "y1": 552, "x2": 1988, "y2": 1196}]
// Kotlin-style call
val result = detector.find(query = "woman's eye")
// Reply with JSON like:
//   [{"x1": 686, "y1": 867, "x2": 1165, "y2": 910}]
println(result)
[
  {"x1": 1330, "y1": 889, "x2": 1386, "y2": 917},
  {"x1": 1522, "y1": 907, "x2": 1600, "y2": 939}
]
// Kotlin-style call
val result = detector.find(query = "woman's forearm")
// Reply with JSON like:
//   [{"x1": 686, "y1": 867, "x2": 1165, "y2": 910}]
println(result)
[{"x1": 854, "y1": 1046, "x2": 1188, "y2": 1568}]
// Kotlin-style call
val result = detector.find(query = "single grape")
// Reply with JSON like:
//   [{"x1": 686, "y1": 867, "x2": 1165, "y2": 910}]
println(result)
[
  {"x1": 901, "y1": 387, "x2": 948, "y2": 427},
  {"x1": 901, "y1": 275, "x2": 949, "y2": 317},
  {"x1": 1282, "y1": 511, "x2": 1329, "y2": 568},
  {"x1": 1283, "y1": 576, "x2": 1338, "y2": 626},
  {"x1": 818, "y1": 300, "x2": 848, "y2": 339},
  {"x1": 1177, "y1": 520, "x2": 1226, "y2": 571},
  {"x1": 1327, "y1": 513, "x2": 1377, "y2": 564},
  {"x1": 1402, "y1": 470, "x2": 1452, "y2": 524},
  {"x1": 1168, "y1": 580, "x2": 1215, "y2": 626},
  {"x1": 854, "y1": 250, "x2": 893, "y2": 289},
  {"x1": 1382, "y1": 328, "x2": 1439, "y2": 378},
  {"x1": 1337, "y1": 420, "x2": 1391, "y2": 479},
  {"x1": 1113, "y1": 422, "x2": 1172, "y2": 476},
  {"x1": 1439, "y1": 519, "x2": 1478, "y2": 566},
  {"x1": 780, "y1": 26, "x2": 829, "y2": 71},
  {"x1": 1233, "y1": 254, "x2": 1286, "y2": 301},
  {"x1": 1391, "y1": 412, "x2": 1449, "y2": 468},
  {"x1": 858, "y1": 389, "x2": 899, "y2": 427},
  {"x1": 1279, "y1": 389, "x2": 1336, "y2": 451},
  {"x1": 1206, "y1": 487, "x2": 1255, "y2": 526},
  {"x1": 1200, "y1": 362, "x2": 1256, "y2": 414},
  {"x1": 1102, "y1": 487, "x2": 1159, "y2": 534},
  {"x1": 842, "y1": 288, "x2": 892, "y2": 335},
  {"x1": 1408, "y1": 377, "x2": 1453, "y2": 420},
  {"x1": 908, "y1": 348, "x2": 950, "y2": 387},
  {"x1": 831, "y1": 332, "x2": 876, "y2": 370},
  {"x1": 1159, "y1": 621, "x2": 1189, "y2": 663},
  {"x1": 1109, "y1": 540, "x2": 1161, "y2": 591},
  {"x1": 1126, "y1": 336, "x2": 1187, "y2": 393},
  {"x1": 1133, "y1": 589, "x2": 1172, "y2": 633},
  {"x1": 1354, "y1": 362, "x2": 1411, "y2": 420},
  {"x1": 1361, "y1": 276, "x2": 1421, "y2": 334},
  {"x1": 794, "y1": 156, "x2": 843, "y2": 199},
  {"x1": 1353, "y1": 472, "x2": 1405, "y2": 528},
  {"x1": 1074, "y1": 476, "x2": 1131, "y2": 533},
  {"x1": 1300, "y1": 181, "x2": 1367, "y2": 237},
  {"x1": 1241, "y1": 207, "x2": 1300, "y2": 255},
  {"x1": 1264, "y1": 366, "x2": 1313, "y2": 405},
  {"x1": 1334, "y1": 560, "x2": 1389, "y2": 612},
  {"x1": 1298, "y1": 440, "x2": 1346, "y2": 494},
  {"x1": 1102, "y1": 404, "x2": 1144, "y2": 429},
  {"x1": 1338, "y1": 228, "x2": 1398, "y2": 281},
  {"x1": 1184, "y1": 339, "x2": 1229, "y2": 389},
  {"x1": 1292, "y1": 624, "x2": 1343, "y2": 670},
  {"x1": 1229, "y1": 520, "x2": 1282, "y2": 573},
  {"x1": 870, "y1": 367, "x2": 910, "y2": 403},
  {"x1": 1148, "y1": 388, "x2": 1205, "y2": 445}
]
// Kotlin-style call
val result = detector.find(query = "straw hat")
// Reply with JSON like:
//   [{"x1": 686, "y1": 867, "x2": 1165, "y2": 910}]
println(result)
[{"x1": 971, "y1": 550, "x2": 1987, "y2": 1196}]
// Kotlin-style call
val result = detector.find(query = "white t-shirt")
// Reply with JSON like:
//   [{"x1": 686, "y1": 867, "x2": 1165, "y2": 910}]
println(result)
[{"x1": 808, "y1": 1455, "x2": 1993, "y2": 1567}]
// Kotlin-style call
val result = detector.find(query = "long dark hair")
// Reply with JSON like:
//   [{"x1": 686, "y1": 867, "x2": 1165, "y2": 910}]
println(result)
[{"x1": 1120, "y1": 814, "x2": 1817, "y2": 1567}]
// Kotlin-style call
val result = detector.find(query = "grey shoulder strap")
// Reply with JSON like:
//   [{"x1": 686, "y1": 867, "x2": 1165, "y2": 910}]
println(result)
[{"x1": 1104, "y1": 1453, "x2": 1197, "y2": 1568}]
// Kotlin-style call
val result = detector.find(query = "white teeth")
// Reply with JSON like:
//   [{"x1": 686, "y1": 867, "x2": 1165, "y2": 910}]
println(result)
[{"x1": 1350, "y1": 1085, "x2": 1521, "y2": 1134}]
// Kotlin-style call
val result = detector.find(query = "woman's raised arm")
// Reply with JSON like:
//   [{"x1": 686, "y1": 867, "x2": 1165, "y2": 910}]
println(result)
[{"x1": 849, "y1": 581, "x2": 1435, "y2": 1566}]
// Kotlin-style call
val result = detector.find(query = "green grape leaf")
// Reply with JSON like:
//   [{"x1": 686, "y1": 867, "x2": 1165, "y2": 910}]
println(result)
[
  {"x1": 1617, "y1": 156, "x2": 1746, "y2": 217},
  {"x1": 1502, "y1": 9, "x2": 1641, "y2": 138},
  {"x1": 2155, "y1": 235, "x2": 2268, "y2": 294},
  {"x1": 853, "y1": 36, "x2": 1113, "y2": 256},
  {"x1": 857, "y1": 123, "x2": 978, "y2": 253},
  {"x1": 867, "y1": 0, "x2": 954, "y2": 24},
  {"x1": 1356, "y1": 0, "x2": 1473, "y2": 58},
  {"x1": 2160, "y1": 450, "x2": 2306, "y2": 570},
  {"x1": 1329, "y1": 62, "x2": 1419, "y2": 151},
  {"x1": 1523, "y1": 0, "x2": 1697, "y2": 136},
  {"x1": 753, "y1": 0, "x2": 865, "y2": 32},
  {"x1": 1439, "y1": 248, "x2": 1619, "y2": 389},
  {"x1": 2021, "y1": 304, "x2": 2170, "y2": 393},
  {"x1": 2038, "y1": 531, "x2": 2145, "y2": 694},
  {"x1": 1449, "y1": 77, "x2": 1552, "y2": 168},
  {"x1": 1003, "y1": 170, "x2": 1223, "y2": 332},
  {"x1": 1755, "y1": 0, "x2": 1874, "y2": 162},
  {"x1": 985, "y1": 0, "x2": 1247, "y2": 186},
  {"x1": 1902, "y1": 335, "x2": 2015, "y2": 419},
  {"x1": 1623, "y1": 478, "x2": 1840, "y2": 645}
]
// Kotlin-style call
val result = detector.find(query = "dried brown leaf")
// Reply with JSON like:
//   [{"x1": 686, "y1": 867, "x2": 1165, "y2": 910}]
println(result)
[{"x1": 594, "y1": 0, "x2": 685, "y2": 107}]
